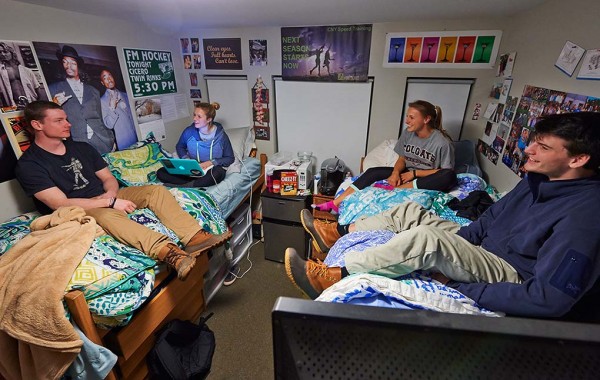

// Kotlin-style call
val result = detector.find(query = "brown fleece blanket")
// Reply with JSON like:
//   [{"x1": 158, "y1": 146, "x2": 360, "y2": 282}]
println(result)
[{"x1": 0, "y1": 206, "x2": 104, "y2": 380}]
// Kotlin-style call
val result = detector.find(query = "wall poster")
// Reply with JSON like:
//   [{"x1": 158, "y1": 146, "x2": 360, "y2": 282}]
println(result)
[
  {"x1": 33, "y1": 42, "x2": 136, "y2": 153},
  {"x1": 252, "y1": 76, "x2": 270, "y2": 140},
  {"x1": 0, "y1": 39, "x2": 49, "y2": 173},
  {"x1": 123, "y1": 48, "x2": 177, "y2": 98},
  {"x1": 383, "y1": 30, "x2": 502, "y2": 69},
  {"x1": 281, "y1": 24, "x2": 372, "y2": 82},
  {"x1": 1, "y1": 40, "x2": 49, "y2": 114},
  {"x1": 202, "y1": 38, "x2": 243, "y2": 70}
]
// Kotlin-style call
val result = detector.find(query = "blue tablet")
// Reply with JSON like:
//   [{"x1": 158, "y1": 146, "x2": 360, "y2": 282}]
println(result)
[{"x1": 160, "y1": 158, "x2": 206, "y2": 177}]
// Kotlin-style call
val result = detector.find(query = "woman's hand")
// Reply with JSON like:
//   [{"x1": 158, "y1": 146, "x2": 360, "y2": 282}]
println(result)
[
  {"x1": 386, "y1": 171, "x2": 402, "y2": 187},
  {"x1": 200, "y1": 161, "x2": 214, "y2": 169},
  {"x1": 400, "y1": 171, "x2": 415, "y2": 184}
]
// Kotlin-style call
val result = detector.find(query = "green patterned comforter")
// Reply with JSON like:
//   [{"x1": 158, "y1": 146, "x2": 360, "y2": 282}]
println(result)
[{"x1": 0, "y1": 187, "x2": 227, "y2": 328}]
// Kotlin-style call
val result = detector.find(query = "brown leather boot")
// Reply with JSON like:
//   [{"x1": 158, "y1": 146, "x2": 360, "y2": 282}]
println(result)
[
  {"x1": 310, "y1": 240, "x2": 328, "y2": 261},
  {"x1": 184, "y1": 229, "x2": 233, "y2": 257},
  {"x1": 284, "y1": 247, "x2": 341, "y2": 300},
  {"x1": 300, "y1": 209, "x2": 340, "y2": 254},
  {"x1": 157, "y1": 243, "x2": 195, "y2": 280}
]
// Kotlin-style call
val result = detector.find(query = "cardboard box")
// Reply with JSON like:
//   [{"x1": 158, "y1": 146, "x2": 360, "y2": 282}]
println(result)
[{"x1": 280, "y1": 171, "x2": 298, "y2": 196}]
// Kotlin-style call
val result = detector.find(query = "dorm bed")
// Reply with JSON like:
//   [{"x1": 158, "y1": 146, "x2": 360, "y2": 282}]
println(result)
[
  {"x1": 275, "y1": 139, "x2": 600, "y2": 379},
  {"x1": 309, "y1": 138, "x2": 501, "y2": 313},
  {"x1": 0, "y1": 127, "x2": 265, "y2": 379}
]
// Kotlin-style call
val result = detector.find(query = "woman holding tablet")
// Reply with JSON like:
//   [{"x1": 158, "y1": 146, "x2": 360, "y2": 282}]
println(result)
[{"x1": 157, "y1": 102, "x2": 234, "y2": 187}]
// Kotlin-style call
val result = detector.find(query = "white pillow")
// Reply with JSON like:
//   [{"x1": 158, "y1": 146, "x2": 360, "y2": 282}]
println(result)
[
  {"x1": 224, "y1": 126, "x2": 255, "y2": 173},
  {"x1": 362, "y1": 139, "x2": 399, "y2": 172}
]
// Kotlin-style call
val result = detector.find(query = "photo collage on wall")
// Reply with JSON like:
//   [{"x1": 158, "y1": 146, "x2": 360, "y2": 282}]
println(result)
[
  {"x1": 180, "y1": 37, "x2": 202, "y2": 101},
  {"x1": 500, "y1": 85, "x2": 599, "y2": 177},
  {"x1": 477, "y1": 51, "x2": 517, "y2": 166}
]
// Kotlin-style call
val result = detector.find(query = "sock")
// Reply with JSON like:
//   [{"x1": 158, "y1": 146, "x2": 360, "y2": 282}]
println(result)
[
  {"x1": 341, "y1": 267, "x2": 350, "y2": 278},
  {"x1": 313, "y1": 200, "x2": 339, "y2": 212}
]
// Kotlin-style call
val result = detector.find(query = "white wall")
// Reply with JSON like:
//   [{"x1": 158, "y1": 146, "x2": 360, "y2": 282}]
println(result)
[
  {"x1": 1, "y1": 0, "x2": 599, "y2": 221},
  {"x1": 185, "y1": 0, "x2": 599, "y2": 193},
  {"x1": 0, "y1": 0, "x2": 190, "y2": 221},
  {"x1": 468, "y1": 0, "x2": 600, "y2": 191}
]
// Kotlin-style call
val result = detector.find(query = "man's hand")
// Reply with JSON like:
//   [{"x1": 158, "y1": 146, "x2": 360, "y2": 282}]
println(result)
[
  {"x1": 52, "y1": 92, "x2": 72, "y2": 106},
  {"x1": 109, "y1": 91, "x2": 120, "y2": 109},
  {"x1": 113, "y1": 198, "x2": 137, "y2": 214}
]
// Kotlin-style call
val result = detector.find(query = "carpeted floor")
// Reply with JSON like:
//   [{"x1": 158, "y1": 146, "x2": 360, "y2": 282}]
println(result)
[{"x1": 203, "y1": 240, "x2": 304, "y2": 379}]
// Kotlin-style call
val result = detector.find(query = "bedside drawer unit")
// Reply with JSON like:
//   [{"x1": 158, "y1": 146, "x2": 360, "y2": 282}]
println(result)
[
  {"x1": 228, "y1": 203, "x2": 251, "y2": 246},
  {"x1": 312, "y1": 193, "x2": 337, "y2": 221}
]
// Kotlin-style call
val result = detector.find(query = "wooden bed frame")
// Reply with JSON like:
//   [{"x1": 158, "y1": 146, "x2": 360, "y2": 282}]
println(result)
[{"x1": 64, "y1": 153, "x2": 267, "y2": 380}]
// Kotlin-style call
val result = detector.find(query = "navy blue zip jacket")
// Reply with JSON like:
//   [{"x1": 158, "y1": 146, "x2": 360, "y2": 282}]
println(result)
[
  {"x1": 452, "y1": 172, "x2": 600, "y2": 320},
  {"x1": 175, "y1": 122, "x2": 235, "y2": 167}
]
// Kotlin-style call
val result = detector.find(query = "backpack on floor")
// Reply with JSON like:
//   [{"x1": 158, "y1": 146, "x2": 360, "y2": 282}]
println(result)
[{"x1": 147, "y1": 313, "x2": 216, "y2": 380}]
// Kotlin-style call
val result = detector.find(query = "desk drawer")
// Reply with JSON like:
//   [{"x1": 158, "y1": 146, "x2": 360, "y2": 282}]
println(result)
[{"x1": 262, "y1": 195, "x2": 307, "y2": 223}]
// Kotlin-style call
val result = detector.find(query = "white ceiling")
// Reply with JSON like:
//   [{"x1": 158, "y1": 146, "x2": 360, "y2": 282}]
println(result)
[{"x1": 16, "y1": 0, "x2": 549, "y2": 33}]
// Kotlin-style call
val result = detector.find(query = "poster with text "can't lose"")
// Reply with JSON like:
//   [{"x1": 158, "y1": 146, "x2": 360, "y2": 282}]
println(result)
[{"x1": 123, "y1": 48, "x2": 177, "y2": 98}]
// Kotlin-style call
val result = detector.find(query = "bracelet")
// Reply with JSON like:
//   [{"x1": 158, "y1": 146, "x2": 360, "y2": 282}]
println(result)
[
  {"x1": 109, "y1": 197, "x2": 117, "y2": 208},
  {"x1": 412, "y1": 170, "x2": 417, "y2": 179}
]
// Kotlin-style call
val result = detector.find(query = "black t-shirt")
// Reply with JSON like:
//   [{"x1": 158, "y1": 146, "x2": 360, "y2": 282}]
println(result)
[{"x1": 15, "y1": 139, "x2": 108, "y2": 214}]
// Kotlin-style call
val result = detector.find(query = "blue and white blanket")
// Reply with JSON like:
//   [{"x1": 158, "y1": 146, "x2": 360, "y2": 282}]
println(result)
[{"x1": 318, "y1": 230, "x2": 501, "y2": 316}]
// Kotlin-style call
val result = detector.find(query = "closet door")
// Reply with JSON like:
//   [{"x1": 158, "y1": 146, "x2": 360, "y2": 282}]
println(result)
[{"x1": 401, "y1": 78, "x2": 474, "y2": 140}]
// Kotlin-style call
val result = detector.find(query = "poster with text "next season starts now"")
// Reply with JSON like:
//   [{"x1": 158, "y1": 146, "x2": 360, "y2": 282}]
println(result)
[{"x1": 123, "y1": 48, "x2": 177, "y2": 98}]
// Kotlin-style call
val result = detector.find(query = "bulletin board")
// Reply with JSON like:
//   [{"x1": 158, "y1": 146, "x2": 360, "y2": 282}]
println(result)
[{"x1": 274, "y1": 78, "x2": 373, "y2": 175}]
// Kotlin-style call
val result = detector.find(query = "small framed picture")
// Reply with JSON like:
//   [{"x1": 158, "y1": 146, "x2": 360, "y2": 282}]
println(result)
[
  {"x1": 576, "y1": 49, "x2": 600, "y2": 80},
  {"x1": 254, "y1": 126, "x2": 270, "y2": 140},
  {"x1": 555, "y1": 40, "x2": 585, "y2": 77}
]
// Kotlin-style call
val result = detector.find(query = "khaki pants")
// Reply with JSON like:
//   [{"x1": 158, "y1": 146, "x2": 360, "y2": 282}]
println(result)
[
  {"x1": 86, "y1": 185, "x2": 201, "y2": 259},
  {"x1": 347, "y1": 202, "x2": 521, "y2": 284}
]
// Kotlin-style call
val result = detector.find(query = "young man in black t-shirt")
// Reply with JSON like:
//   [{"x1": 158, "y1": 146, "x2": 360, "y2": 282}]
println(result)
[{"x1": 16, "y1": 101, "x2": 231, "y2": 280}]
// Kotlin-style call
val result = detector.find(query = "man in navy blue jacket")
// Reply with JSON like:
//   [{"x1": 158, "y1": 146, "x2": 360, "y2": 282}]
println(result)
[{"x1": 286, "y1": 112, "x2": 600, "y2": 321}]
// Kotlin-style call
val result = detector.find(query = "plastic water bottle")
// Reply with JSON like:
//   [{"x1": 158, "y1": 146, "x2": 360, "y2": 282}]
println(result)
[{"x1": 314, "y1": 174, "x2": 321, "y2": 194}]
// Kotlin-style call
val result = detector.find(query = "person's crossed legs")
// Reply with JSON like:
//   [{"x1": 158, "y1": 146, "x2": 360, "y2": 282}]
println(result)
[{"x1": 287, "y1": 202, "x2": 521, "y2": 299}]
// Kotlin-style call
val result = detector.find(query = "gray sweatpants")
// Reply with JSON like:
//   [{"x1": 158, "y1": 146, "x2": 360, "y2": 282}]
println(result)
[{"x1": 346, "y1": 202, "x2": 521, "y2": 284}]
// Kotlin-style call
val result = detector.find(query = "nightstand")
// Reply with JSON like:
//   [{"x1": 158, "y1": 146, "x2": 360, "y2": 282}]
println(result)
[
  {"x1": 312, "y1": 193, "x2": 337, "y2": 222},
  {"x1": 261, "y1": 190, "x2": 311, "y2": 262}
]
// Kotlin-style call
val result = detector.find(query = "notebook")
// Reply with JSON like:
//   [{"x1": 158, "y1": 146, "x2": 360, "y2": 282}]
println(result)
[{"x1": 160, "y1": 158, "x2": 206, "y2": 177}]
